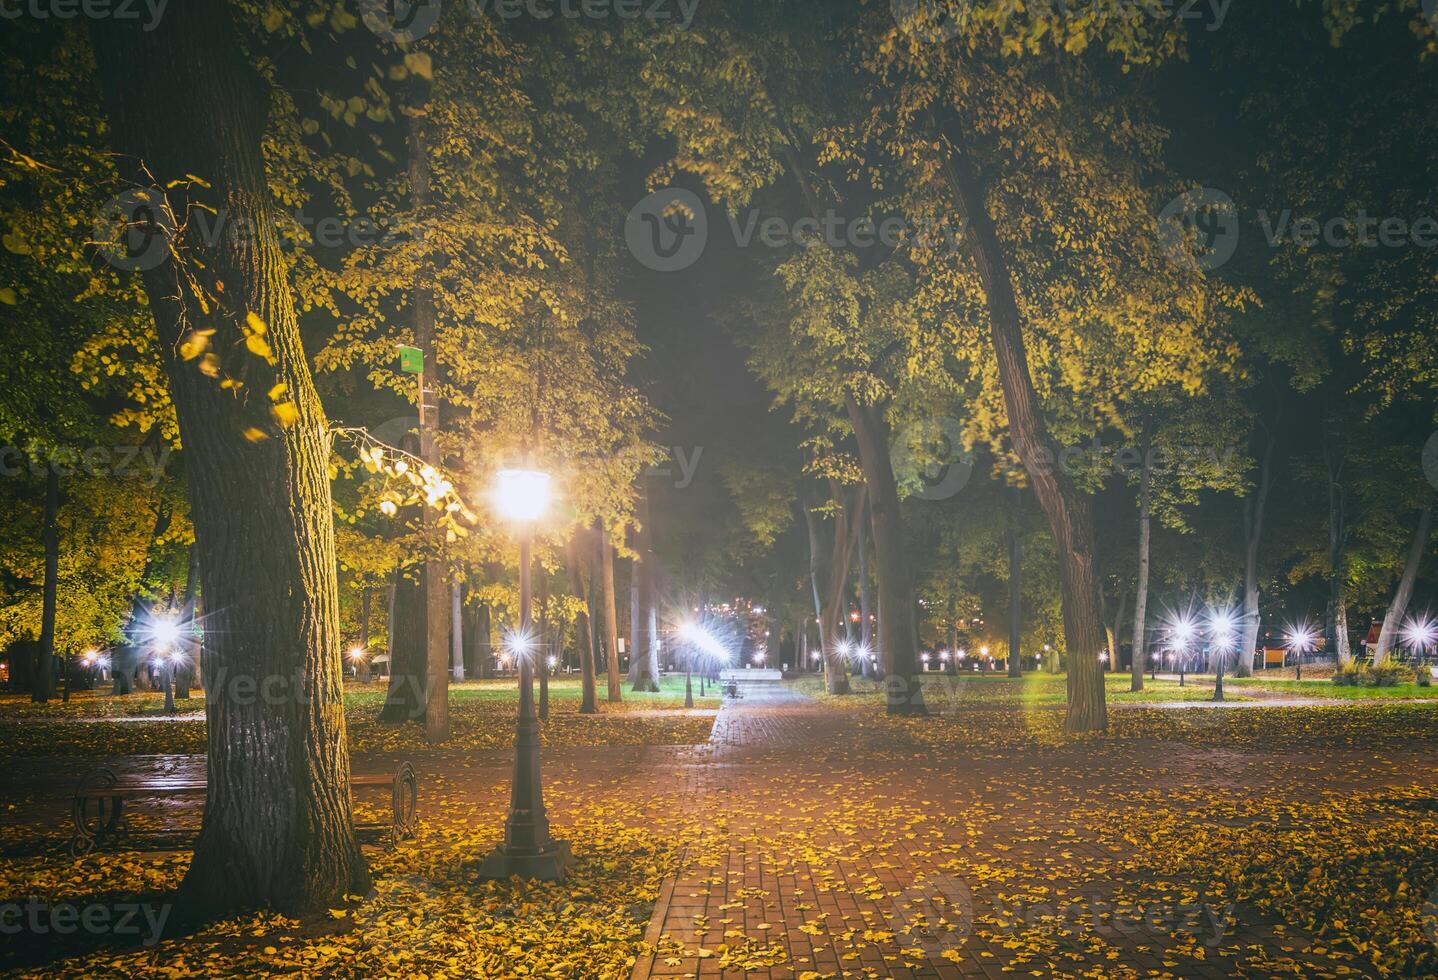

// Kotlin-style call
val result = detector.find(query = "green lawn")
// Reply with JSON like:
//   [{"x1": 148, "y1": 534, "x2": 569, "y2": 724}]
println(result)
[
  {"x1": 1225, "y1": 676, "x2": 1438, "y2": 699},
  {"x1": 795, "y1": 671, "x2": 1248, "y2": 704}
]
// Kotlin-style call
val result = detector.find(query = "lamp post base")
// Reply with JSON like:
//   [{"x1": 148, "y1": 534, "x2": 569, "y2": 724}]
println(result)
[{"x1": 478, "y1": 839, "x2": 571, "y2": 882}]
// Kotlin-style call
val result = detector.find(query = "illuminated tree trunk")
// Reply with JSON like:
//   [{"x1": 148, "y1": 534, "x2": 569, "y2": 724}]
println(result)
[
  {"x1": 1373, "y1": 498, "x2": 1433, "y2": 665},
  {"x1": 598, "y1": 521, "x2": 622, "y2": 702},
  {"x1": 357, "y1": 587, "x2": 372, "y2": 683},
  {"x1": 568, "y1": 537, "x2": 598, "y2": 713},
  {"x1": 847, "y1": 398, "x2": 925, "y2": 714},
  {"x1": 1130, "y1": 429, "x2": 1153, "y2": 692},
  {"x1": 937, "y1": 134, "x2": 1106, "y2": 732},
  {"x1": 631, "y1": 488, "x2": 660, "y2": 692},
  {"x1": 90, "y1": 0, "x2": 367, "y2": 912}
]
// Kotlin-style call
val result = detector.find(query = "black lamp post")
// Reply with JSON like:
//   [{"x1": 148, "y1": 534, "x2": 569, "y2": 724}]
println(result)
[{"x1": 480, "y1": 469, "x2": 570, "y2": 881}]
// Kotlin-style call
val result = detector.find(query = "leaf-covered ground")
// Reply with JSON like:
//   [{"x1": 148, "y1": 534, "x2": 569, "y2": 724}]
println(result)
[
  {"x1": 3, "y1": 677, "x2": 1437, "y2": 977},
  {"x1": 0, "y1": 678, "x2": 719, "y2": 759}
]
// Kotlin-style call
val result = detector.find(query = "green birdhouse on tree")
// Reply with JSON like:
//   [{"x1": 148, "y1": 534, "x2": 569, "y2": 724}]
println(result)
[{"x1": 398, "y1": 345, "x2": 423, "y2": 374}]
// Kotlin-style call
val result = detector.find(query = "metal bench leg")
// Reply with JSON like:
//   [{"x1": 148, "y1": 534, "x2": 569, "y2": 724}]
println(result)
[
  {"x1": 389, "y1": 762, "x2": 418, "y2": 850},
  {"x1": 71, "y1": 766, "x2": 124, "y2": 857}
]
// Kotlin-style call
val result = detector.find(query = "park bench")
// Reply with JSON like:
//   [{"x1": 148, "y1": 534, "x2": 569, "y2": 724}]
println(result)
[
  {"x1": 69, "y1": 761, "x2": 418, "y2": 857},
  {"x1": 722, "y1": 680, "x2": 742, "y2": 699}
]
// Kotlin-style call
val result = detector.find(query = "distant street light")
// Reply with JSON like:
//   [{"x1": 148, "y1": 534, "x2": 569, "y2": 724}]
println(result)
[
  {"x1": 480, "y1": 468, "x2": 568, "y2": 881},
  {"x1": 1208, "y1": 609, "x2": 1236, "y2": 702},
  {"x1": 1285, "y1": 624, "x2": 1317, "y2": 681}
]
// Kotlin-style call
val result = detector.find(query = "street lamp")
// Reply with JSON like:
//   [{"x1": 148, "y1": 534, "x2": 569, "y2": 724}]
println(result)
[
  {"x1": 1170, "y1": 615, "x2": 1195, "y2": 687},
  {"x1": 480, "y1": 467, "x2": 569, "y2": 881},
  {"x1": 1285, "y1": 624, "x2": 1317, "y2": 682},
  {"x1": 1402, "y1": 618, "x2": 1436, "y2": 685},
  {"x1": 1208, "y1": 609, "x2": 1235, "y2": 702}
]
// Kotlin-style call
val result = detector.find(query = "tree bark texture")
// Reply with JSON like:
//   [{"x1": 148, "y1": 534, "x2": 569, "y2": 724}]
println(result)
[{"x1": 91, "y1": 0, "x2": 367, "y2": 912}]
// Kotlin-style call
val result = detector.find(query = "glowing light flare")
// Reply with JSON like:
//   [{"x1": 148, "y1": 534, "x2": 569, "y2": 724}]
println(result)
[
  {"x1": 491, "y1": 469, "x2": 551, "y2": 523},
  {"x1": 1402, "y1": 617, "x2": 1438, "y2": 650},
  {"x1": 1285, "y1": 624, "x2": 1318, "y2": 654},
  {"x1": 503, "y1": 627, "x2": 538, "y2": 664},
  {"x1": 148, "y1": 616, "x2": 181, "y2": 650},
  {"x1": 349, "y1": 646, "x2": 368, "y2": 661}
]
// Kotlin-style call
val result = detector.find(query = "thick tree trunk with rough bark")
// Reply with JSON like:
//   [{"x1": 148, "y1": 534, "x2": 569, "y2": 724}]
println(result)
[
  {"x1": 1130, "y1": 431, "x2": 1153, "y2": 692},
  {"x1": 597, "y1": 522, "x2": 622, "y2": 702},
  {"x1": 1373, "y1": 498, "x2": 1434, "y2": 664},
  {"x1": 90, "y1": 0, "x2": 367, "y2": 913},
  {"x1": 568, "y1": 537, "x2": 599, "y2": 713},
  {"x1": 937, "y1": 131, "x2": 1105, "y2": 731},
  {"x1": 847, "y1": 398, "x2": 925, "y2": 714}
]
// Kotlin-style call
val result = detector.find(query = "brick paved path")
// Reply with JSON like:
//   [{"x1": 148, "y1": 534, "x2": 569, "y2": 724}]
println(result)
[{"x1": 629, "y1": 682, "x2": 1393, "y2": 980}]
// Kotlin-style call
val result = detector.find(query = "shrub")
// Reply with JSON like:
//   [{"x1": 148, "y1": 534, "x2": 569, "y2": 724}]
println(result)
[
  {"x1": 1331, "y1": 662, "x2": 1365, "y2": 686},
  {"x1": 1368, "y1": 661, "x2": 1414, "y2": 687}
]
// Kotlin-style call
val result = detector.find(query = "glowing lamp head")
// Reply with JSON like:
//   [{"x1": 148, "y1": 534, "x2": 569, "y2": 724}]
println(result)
[
  {"x1": 1286, "y1": 625, "x2": 1317, "y2": 654},
  {"x1": 81, "y1": 649, "x2": 98, "y2": 664},
  {"x1": 1171, "y1": 617, "x2": 1196, "y2": 646},
  {"x1": 979, "y1": 645, "x2": 989, "y2": 657},
  {"x1": 957, "y1": 648, "x2": 966, "y2": 660},
  {"x1": 491, "y1": 468, "x2": 551, "y2": 523},
  {"x1": 546, "y1": 654, "x2": 558, "y2": 669},
  {"x1": 349, "y1": 646, "x2": 367, "y2": 661},
  {"x1": 1402, "y1": 618, "x2": 1437, "y2": 649},
  {"x1": 169, "y1": 651, "x2": 186, "y2": 665},
  {"x1": 149, "y1": 616, "x2": 181, "y2": 649}
]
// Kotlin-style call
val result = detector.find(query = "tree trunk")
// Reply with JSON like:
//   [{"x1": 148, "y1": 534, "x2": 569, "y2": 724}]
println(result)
[
  {"x1": 1238, "y1": 425, "x2": 1277, "y2": 677},
  {"x1": 631, "y1": 489, "x2": 660, "y2": 692},
  {"x1": 1130, "y1": 429, "x2": 1153, "y2": 692},
  {"x1": 1373, "y1": 498, "x2": 1434, "y2": 664},
  {"x1": 357, "y1": 587, "x2": 372, "y2": 682},
  {"x1": 450, "y1": 578, "x2": 464, "y2": 683},
  {"x1": 802, "y1": 482, "x2": 827, "y2": 652},
  {"x1": 568, "y1": 537, "x2": 599, "y2": 713},
  {"x1": 628, "y1": 554, "x2": 640, "y2": 685},
  {"x1": 380, "y1": 567, "x2": 425, "y2": 722},
  {"x1": 1323, "y1": 428, "x2": 1351, "y2": 664},
  {"x1": 818, "y1": 481, "x2": 863, "y2": 696},
  {"x1": 598, "y1": 521, "x2": 622, "y2": 702},
  {"x1": 858, "y1": 503, "x2": 873, "y2": 652},
  {"x1": 175, "y1": 547, "x2": 198, "y2": 700},
  {"x1": 90, "y1": 0, "x2": 367, "y2": 912},
  {"x1": 846, "y1": 397, "x2": 925, "y2": 715},
  {"x1": 408, "y1": 100, "x2": 448, "y2": 744},
  {"x1": 936, "y1": 129, "x2": 1105, "y2": 732},
  {"x1": 33, "y1": 466, "x2": 59, "y2": 703},
  {"x1": 1007, "y1": 486, "x2": 1022, "y2": 679}
]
